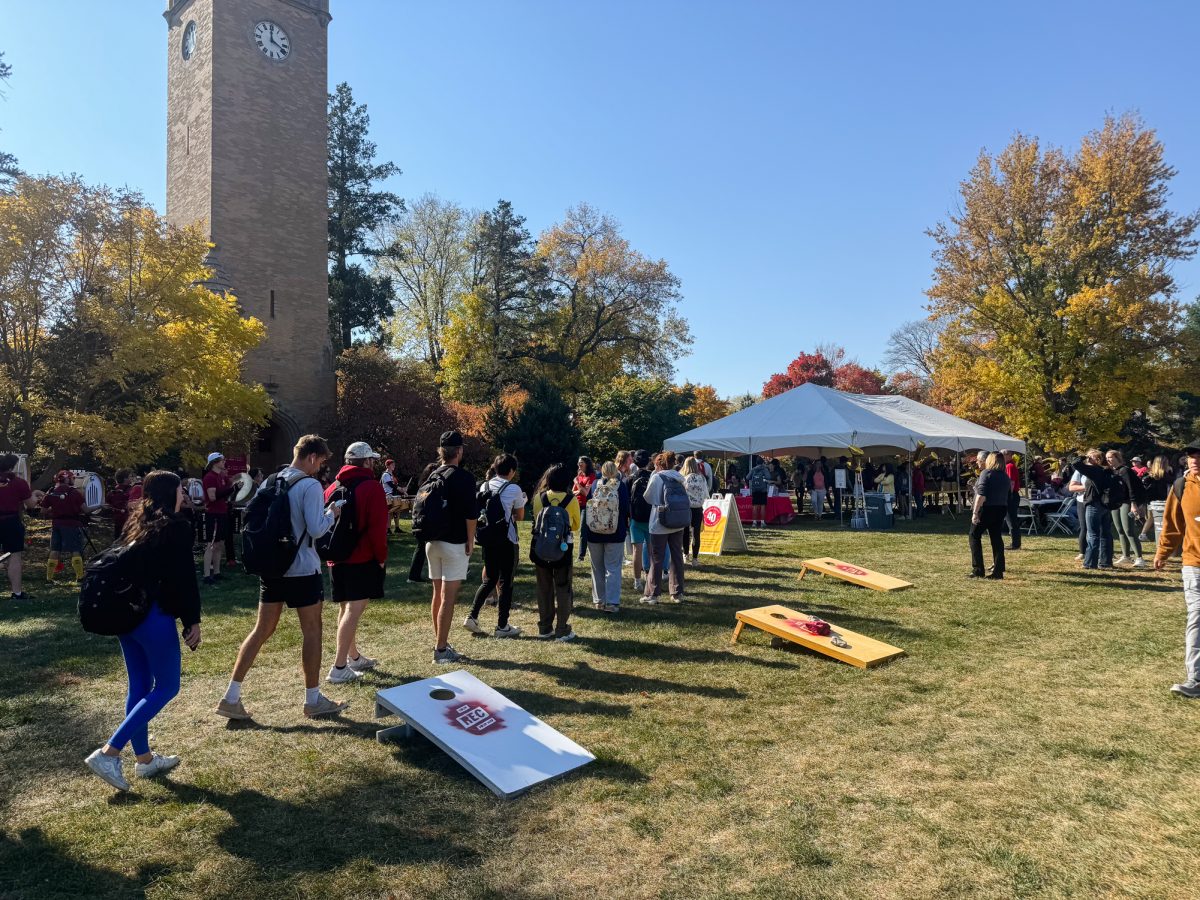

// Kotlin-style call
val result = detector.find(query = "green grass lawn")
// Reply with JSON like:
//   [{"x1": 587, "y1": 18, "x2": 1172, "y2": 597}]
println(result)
[{"x1": 3, "y1": 514, "x2": 1200, "y2": 899}]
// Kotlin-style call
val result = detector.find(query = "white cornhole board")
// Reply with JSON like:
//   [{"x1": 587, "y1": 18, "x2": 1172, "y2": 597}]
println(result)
[{"x1": 374, "y1": 670, "x2": 595, "y2": 799}]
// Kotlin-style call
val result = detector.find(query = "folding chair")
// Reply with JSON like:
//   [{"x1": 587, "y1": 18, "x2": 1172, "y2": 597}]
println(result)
[
  {"x1": 1044, "y1": 497, "x2": 1077, "y2": 536},
  {"x1": 1017, "y1": 498, "x2": 1038, "y2": 535}
]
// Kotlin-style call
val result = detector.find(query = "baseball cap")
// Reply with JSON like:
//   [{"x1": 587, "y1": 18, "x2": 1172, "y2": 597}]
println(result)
[
  {"x1": 345, "y1": 441, "x2": 380, "y2": 460},
  {"x1": 206, "y1": 452, "x2": 224, "y2": 465},
  {"x1": 439, "y1": 430, "x2": 464, "y2": 448},
  {"x1": 1184, "y1": 441, "x2": 1200, "y2": 454},
  {"x1": 1131, "y1": 455, "x2": 1144, "y2": 463},
  {"x1": 384, "y1": 458, "x2": 394, "y2": 467},
  {"x1": 633, "y1": 449, "x2": 651, "y2": 468}
]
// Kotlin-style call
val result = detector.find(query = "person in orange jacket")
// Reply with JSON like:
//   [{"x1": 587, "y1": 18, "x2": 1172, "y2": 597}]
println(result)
[{"x1": 1155, "y1": 439, "x2": 1200, "y2": 699}]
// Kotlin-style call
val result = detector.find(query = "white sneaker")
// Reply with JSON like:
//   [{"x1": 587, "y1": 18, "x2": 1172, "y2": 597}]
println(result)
[
  {"x1": 463, "y1": 616, "x2": 484, "y2": 634},
  {"x1": 85, "y1": 748, "x2": 130, "y2": 791},
  {"x1": 433, "y1": 645, "x2": 464, "y2": 664},
  {"x1": 134, "y1": 753, "x2": 180, "y2": 779},
  {"x1": 494, "y1": 624, "x2": 522, "y2": 638},
  {"x1": 326, "y1": 664, "x2": 362, "y2": 684},
  {"x1": 633, "y1": 578, "x2": 644, "y2": 591},
  {"x1": 640, "y1": 595, "x2": 658, "y2": 605},
  {"x1": 1133, "y1": 558, "x2": 1147, "y2": 568},
  {"x1": 555, "y1": 630, "x2": 577, "y2": 642},
  {"x1": 1074, "y1": 553, "x2": 1084, "y2": 561},
  {"x1": 1114, "y1": 555, "x2": 1130, "y2": 566},
  {"x1": 347, "y1": 654, "x2": 377, "y2": 672}
]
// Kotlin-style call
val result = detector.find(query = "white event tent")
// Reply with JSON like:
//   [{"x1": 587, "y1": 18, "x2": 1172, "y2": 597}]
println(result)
[{"x1": 664, "y1": 383, "x2": 1025, "y2": 458}]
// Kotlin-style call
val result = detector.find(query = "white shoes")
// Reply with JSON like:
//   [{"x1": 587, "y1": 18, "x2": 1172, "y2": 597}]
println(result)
[
  {"x1": 494, "y1": 624, "x2": 522, "y2": 638},
  {"x1": 85, "y1": 748, "x2": 130, "y2": 791},
  {"x1": 1133, "y1": 557, "x2": 1147, "y2": 568},
  {"x1": 135, "y1": 753, "x2": 180, "y2": 779},
  {"x1": 1115, "y1": 555, "x2": 1130, "y2": 566},
  {"x1": 1074, "y1": 553, "x2": 1084, "y2": 561},
  {"x1": 463, "y1": 616, "x2": 484, "y2": 634},
  {"x1": 347, "y1": 654, "x2": 377, "y2": 672},
  {"x1": 633, "y1": 578, "x2": 644, "y2": 591},
  {"x1": 326, "y1": 664, "x2": 362, "y2": 684}
]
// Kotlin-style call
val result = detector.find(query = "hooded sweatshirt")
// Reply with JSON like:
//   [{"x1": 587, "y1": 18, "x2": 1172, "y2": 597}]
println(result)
[{"x1": 324, "y1": 464, "x2": 389, "y2": 566}]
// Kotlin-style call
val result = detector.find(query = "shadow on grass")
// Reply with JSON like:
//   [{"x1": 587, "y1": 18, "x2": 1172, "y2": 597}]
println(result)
[
  {"x1": 0, "y1": 827, "x2": 165, "y2": 900},
  {"x1": 469, "y1": 658, "x2": 746, "y2": 699},
  {"x1": 1051, "y1": 577, "x2": 1179, "y2": 593},
  {"x1": 161, "y1": 778, "x2": 479, "y2": 876},
  {"x1": 574, "y1": 635, "x2": 797, "y2": 669},
  {"x1": 500, "y1": 687, "x2": 635, "y2": 719}
]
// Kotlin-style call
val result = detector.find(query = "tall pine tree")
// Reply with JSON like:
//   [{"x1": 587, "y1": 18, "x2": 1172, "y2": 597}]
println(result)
[{"x1": 327, "y1": 81, "x2": 402, "y2": 351}]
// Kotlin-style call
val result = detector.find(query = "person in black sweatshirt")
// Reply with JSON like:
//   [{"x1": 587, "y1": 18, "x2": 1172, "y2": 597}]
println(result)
[{"x1": 85, "y1": 470, "x2": 201, "y2": 791}]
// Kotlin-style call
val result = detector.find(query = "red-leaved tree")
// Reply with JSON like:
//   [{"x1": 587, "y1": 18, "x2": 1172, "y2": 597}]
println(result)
[{"x1": 762, "y1": 347, "x2": 885, "y2": 397}]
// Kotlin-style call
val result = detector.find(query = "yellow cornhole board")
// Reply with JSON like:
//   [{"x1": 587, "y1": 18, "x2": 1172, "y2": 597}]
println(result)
[
  {"x1": 732, "y1": 604, "x2": 905, "y2": 669},
  {"x1": 799, "y1": 557, "x2": 912, "y2": 592}
]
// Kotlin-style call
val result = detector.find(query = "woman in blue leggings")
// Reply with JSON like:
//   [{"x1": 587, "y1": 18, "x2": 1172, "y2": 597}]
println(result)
[{"x1": 85, "y1": 470, "x2": 201, "y2": 791}]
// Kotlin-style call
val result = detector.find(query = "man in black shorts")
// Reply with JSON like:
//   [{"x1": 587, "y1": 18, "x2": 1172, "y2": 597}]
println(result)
[
  {"x1": 324, "y1": 441, "x2": 389, "y2": 684},
  {"x1": 216, "y1": 435, "x2": 348, "y2": 720},
  {"x1": 0, "y1": 454, "x2": 42, "y2": 600}
]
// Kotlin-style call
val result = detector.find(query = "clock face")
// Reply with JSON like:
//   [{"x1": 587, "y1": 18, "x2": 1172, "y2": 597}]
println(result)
[
  {"x1": 182, "y1": 21, "x2": 197, "y2": 60},
  {"x1": 253, "y1": 21, "x2": 291, "y2": 61}
]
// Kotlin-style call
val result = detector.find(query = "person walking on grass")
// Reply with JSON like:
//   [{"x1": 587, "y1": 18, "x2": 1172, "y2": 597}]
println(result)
[
  {"x1": 968, "y1": 452, "x2": 1009, "y2": 580},
  {"x1": 0, "y1": 454, "x2": 41, "y2": 600},
  {"x1": 41, "y1": 470, "x2": 87, "y2": 585},
  {"x1": 323, "y1": 441, "x2": 389, "y2": 685},
  {"x1": 1154, "y1": 441, "x2": 1200, "y2": 698},
  {"x1": 747, "y1": 455, "x2": 773, "y2": 528},
  {"x1": 1106, "y1": 449, "x2": 1146, "y2": 568},
  {"x1": 642, "y1": 451, "x2": 689, "y2": 603},
  {"x1": 413, "y1": 431, "x2": 478, "y2": 664},
  {"x1": 585, "y1": 461, "x2": 629, "y2": 613},
  {"x1": 464, "y1": 453, "x2": 526, "y2": 638},
  {"x1": 216, "y1": 435, "x2": 346, "y2": 721},
  {"x1": 1072, "y1": 450, "x2": 1115, "y2": 571},
  {"x1": 629, "y1": 450, "x2": 653, "y2": 591},
  {"x1": 530, "y1": 463, "x2": 580, "y2": 640},
  {"x1": 84, "y1": 471, "x2": 201, "y2": 791},
  {"x1": 680, "y1": 456, "x2": 708, "y2": 564}
]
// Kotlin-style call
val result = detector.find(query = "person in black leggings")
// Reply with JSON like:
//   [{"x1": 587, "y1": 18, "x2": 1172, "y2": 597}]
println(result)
[{"x1": 969, "y1": 452, "x2": 1010, "y2": 579}]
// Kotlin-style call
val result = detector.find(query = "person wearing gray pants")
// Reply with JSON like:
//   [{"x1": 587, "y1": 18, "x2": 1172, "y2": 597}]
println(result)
[{"x1": 583, "y1": 463, "x2": 629, "y2": 612}]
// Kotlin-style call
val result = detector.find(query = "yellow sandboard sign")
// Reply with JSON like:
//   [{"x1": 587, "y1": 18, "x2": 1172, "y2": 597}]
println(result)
[
  {"x1": 799, "y1": 557, "x2": 913, "y2": 592},
  {"x1": 731, "y1": 604, "x2": 905, "y2": 669},
  {"x1": 699, "y1": 494, "x2": 747, "y2": 555}
]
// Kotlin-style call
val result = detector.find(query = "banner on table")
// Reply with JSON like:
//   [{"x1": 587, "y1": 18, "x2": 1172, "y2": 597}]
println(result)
[{"x1": 699, "y1": 494, "x2": 747, "y2": 555}]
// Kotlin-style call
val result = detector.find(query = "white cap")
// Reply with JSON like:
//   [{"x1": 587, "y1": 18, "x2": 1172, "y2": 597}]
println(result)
[
  {"x1": 206, "y1": 452, "x2": 224, "y2": 465},
  {"x1": 345, "y1": 441, "x2": 380, "y2": 460}
]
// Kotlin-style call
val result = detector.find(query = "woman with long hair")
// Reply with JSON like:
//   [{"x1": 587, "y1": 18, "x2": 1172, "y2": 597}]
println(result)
[
  {"x1": 680, "y1": 456, "x2": 707, "y2": 564},
  {"x1": 573, "y1": 456, "x2": 597, "y2": 562},
  {"x1": 968, "y1": 452, "x2": 1010, "y2": 579},
  {"x1": 1140, "y1": 455, "x2": 1173, "y2": 545},
  {"x1": 1106, "y1": 449, "x2": 1146, "y2": 567},
  {"x1": 85, "y1": 470, "x2": 201, "y2": 791}
]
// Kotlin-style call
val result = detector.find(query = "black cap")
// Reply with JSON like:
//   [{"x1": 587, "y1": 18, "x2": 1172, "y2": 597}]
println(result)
[
  {"x1": 633, "y1": 449, "x2": 651, "y2": 468},
  {"x1": 1184, "y1": 441, "x2": 1200, "y2": 454},
  {"x1": 439, "y1": 430, "x2": 464, "y2": 448}
]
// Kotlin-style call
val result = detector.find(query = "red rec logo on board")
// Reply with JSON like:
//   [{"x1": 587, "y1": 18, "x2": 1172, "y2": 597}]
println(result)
[
  {"x1": 703, "y1": 507, "x2": 722, "y2": 527},
  {"x1": 834, "y1": 563, "x2": 868, "y2": 577},
  {"x1": 444, "y1": 701, "x2": 506, "y2": 735}
]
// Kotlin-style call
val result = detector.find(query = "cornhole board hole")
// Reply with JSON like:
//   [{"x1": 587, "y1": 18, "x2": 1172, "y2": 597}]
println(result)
[
  {"x1": 799, "y1": 557, "x2": 912, "y2": 592},
  {"x1": 374, "y1": 670, "x2": 595, "y2": 799},
  {"x1": 731, "y1": 605, "x2": 905, "y2": 669}
]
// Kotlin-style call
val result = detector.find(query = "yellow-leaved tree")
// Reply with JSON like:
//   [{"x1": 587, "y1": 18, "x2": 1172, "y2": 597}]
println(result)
[
  {"x1": 927, "y1": 115, "x2": 1198, "y2": 447},
  {"x1": 683, "y1": 383, "x2": 731, "y2": 426},
  {"x1": 0, "y1": 175, "x2": 269, "y2": 473}
]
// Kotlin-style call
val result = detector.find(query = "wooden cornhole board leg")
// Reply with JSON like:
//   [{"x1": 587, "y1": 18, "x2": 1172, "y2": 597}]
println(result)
[
  {"x1": 797, "y1": 557, "x2": 913, "y2": 592},
  {"x1": 733, "y1": 605, "x2": 905, "y2": 669}
]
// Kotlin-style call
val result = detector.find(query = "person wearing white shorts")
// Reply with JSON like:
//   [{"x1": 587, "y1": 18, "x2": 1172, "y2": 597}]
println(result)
[
  {"x1": 422, "y1": 431, "x2": 478, "y2": 665},
  {"x1": 427, "y1": 539, "x2": 470, "y2": 583}
]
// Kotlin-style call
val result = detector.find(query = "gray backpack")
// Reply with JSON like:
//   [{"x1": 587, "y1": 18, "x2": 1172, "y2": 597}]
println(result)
[
  {"x1": 658, "y1": 476, "x2": 691, "y2": 529},
  {"x1": 532, "y1": 493, "x2": 571, "y2": 564}
]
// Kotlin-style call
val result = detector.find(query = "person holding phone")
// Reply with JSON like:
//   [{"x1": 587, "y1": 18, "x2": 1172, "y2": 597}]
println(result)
[{"x1": 84, "y1": 470, "x2": 201, "y2": 792}]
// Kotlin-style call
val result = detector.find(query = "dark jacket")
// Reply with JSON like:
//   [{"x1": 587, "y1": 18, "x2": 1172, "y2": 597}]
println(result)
[
  {"x1": 1115, "y1": 464, "x2": 1145, "y2": 505},
  {"x1": 1072, "y1": 461, "x2": 1111, "y2": 507},
  {"x1": 141, "y1": 518, "x2": 202, "y2": 628}
]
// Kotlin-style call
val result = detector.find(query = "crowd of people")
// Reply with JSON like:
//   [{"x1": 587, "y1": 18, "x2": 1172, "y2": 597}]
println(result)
[{"x1": 6, "y1": 429, "x2": 1200, "y2": 793}]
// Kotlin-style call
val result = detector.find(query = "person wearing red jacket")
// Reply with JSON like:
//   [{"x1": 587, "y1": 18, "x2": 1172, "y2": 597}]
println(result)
[
  {"x1": 41, "y1": 471, "x2": 87, "y2": 583},
  {"x1": 323, "y1": 441, "x2": 389, "y2": 684},
  {"x1": 1003, "y1": 450, "x2": 1023, "y2": 551}
]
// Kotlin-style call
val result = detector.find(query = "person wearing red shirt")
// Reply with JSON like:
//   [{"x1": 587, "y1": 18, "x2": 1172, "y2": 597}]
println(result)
[
  {"x1": 573, "y1": 456, "x2": 597, "y2": 563},
  {"x1": 0, "y1": 454, "x2": 42, "y2": 599},
  {"x1": 201, "y1": 452, "x2": 235, "y2": 585},
  {"x1": 106, "y1": 470, "x2": 134, "y2": 540},
  {"x1": 323, "y1": 441, "x2": 389, "y2": 684},
  {"x1": 41, "y1": 470, "x2": 87, "y2": 583},
  {"x1": 1003, "y1": 450, "x2": 1023, "y2": 550}
]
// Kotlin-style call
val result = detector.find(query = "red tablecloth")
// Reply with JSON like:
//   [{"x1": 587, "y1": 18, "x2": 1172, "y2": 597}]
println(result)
[{"x1": 736, "y1": 494, "x2": 795, "y2": 525}]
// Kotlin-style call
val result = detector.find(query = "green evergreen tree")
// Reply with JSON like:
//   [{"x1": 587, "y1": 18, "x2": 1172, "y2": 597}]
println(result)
[{"x1": 488, "y1": 379, "x2": 581, "y2": 493}]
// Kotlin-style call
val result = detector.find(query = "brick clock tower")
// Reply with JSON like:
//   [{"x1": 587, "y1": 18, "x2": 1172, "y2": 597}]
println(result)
[{"x1": 164, "y1": 0, "x2": 334, "y2": 464}]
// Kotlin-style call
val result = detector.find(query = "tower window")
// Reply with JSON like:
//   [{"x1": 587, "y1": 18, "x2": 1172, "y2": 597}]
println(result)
[{"x1": 270, "y1": 290, "x2": 275, "y2": 318}]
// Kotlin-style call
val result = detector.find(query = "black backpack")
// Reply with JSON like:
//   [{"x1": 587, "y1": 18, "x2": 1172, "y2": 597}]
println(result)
[
  {"x1": 1100, "y1": 470, "x2": 1127, "y2": 511},
  {"x1": 79, "y1": 541, "x2": 150, "y2": 636},
  {"x1": 241, "y1": 472, "x2": 313, "y2": 578},
  {"x1": 477, "y1": 481, "x2": 515, "y2": 548},
  {"x1": 532, "y1": 492, "x2": 571, "y2": 565},
  {"x1": 315, "y1": 478, "x2": 362, "y2": 563},
  {"x1": 630, "y1": 471, "x2": 653, "y2": 523},
  {"x1": 1172, "y1": 475, "x2": 1189, "y2": 501},
  {"x1": 412, "y1": 465, "x2": 456, "y2": 543}
]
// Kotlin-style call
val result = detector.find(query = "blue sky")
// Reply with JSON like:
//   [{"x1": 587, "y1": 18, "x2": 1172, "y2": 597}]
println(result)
[{"x1": 3, "y1": 1, "x2": 1198, "y2": 397}]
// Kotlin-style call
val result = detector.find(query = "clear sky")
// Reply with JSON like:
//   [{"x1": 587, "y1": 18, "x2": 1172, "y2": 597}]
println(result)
[{"x1": 3, "y1": 1, "x2": 1198, "y2": 397}]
